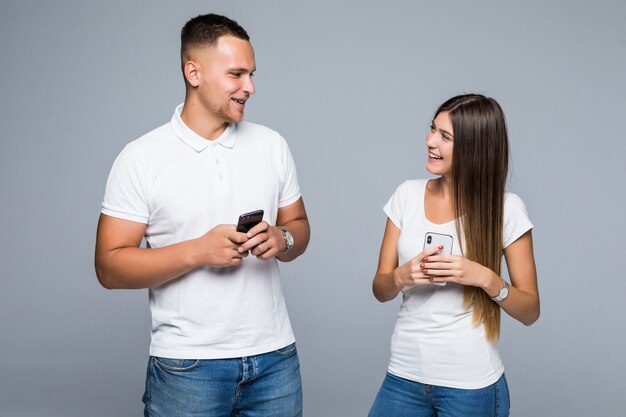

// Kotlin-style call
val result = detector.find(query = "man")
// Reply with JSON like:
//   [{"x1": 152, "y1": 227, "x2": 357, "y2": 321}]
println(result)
[{"x1": 95, "y1": 14, "x2": 310, "y2": 417}]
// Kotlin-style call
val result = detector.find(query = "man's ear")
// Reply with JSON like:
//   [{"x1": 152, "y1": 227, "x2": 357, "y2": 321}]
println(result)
[{"x1": 183, "y1": 60, "x2": 201, "y2": 87}]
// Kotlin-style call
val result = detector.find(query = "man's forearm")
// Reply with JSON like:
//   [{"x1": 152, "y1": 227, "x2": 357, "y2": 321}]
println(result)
[{"x1": 95, "y1": 239, "x2": 200, "y2": 290}]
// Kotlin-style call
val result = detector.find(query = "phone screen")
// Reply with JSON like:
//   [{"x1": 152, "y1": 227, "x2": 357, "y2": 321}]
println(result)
[{"x1": 236, "y1": 209, "x2": 264, "y2": 233}]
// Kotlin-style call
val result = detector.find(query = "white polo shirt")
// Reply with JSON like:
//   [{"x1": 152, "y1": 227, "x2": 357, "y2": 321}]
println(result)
[{"x1": 102, "y1": 104, "x2": 301, "y2": 359}]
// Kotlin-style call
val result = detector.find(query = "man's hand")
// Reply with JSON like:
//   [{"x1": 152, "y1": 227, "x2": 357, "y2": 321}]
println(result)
[
  {"x1": 193, "y1": 224, "x2": 250, "y2": 267},
  {"x1": 236, "y1": 221, "x2": 286, "y2": 260}
]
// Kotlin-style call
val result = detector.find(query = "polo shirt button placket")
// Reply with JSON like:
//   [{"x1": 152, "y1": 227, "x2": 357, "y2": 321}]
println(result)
[
  {"x1": 214, "y1": 148, "x2": 229, "y2": 193},
  {"x1": 216, "y1": 158, "x2": 222, "y2": 180}
]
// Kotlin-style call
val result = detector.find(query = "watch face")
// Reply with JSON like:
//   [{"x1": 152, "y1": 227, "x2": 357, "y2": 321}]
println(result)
[
  {"x1": 492, "y1": 281, "x2": 509, "y2": 302},
  {"x1": 497, "y1": 283, "x2": 509, "y2": 301}
]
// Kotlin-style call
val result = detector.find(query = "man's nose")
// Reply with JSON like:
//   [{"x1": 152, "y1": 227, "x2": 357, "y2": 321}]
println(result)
[{"x1": 244, "y1": 76, "x2": 255, "y2": 95}]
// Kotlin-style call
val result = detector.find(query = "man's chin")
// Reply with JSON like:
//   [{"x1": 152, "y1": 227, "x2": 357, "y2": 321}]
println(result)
[{"x1": 230, "y1": 112, "x2": 245, "y2": 123}]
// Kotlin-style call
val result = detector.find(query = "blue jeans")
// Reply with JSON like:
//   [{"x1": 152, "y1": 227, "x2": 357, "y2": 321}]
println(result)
[
  {"x1": 142, "y1": 343, "x2": 302, "y2": 417},
  {"x1": 368, "y1": 372, "x2": 510, "y2": 417}
]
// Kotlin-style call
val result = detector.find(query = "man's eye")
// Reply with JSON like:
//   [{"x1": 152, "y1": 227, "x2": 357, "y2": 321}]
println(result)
[{"x1": 231, "y1": 72, "x2": 241, "y2": 78}]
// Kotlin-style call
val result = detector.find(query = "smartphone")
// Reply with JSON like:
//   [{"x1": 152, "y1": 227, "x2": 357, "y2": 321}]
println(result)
[
  {"x1": 236, "y1": 209, "x2": 264, "y2": 233},
  {"x1": 423, "y1": 232, "x2": 454, "y2": 286}
]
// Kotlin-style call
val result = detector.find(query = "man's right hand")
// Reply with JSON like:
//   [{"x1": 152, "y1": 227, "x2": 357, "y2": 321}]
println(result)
[{"x1": 193, "y1": 224, "x2": 250, "y2": 267}]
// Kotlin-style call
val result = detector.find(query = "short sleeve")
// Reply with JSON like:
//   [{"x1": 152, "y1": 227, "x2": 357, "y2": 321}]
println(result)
[
  {"x1": 277, "y1": 134, "x2": 301, "y2": 207},
  {"x1": 503, "y1": 193, "x2": 533, "y2": 248},
  {"x1": 101, "y1": 143, "x2": 150, "y2": 224},
  {"x1": 383, "y1": 181, "x2": 407, "y2": 229}
]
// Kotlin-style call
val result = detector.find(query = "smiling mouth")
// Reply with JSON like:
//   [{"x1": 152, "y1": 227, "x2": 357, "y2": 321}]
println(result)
[
  {"x1": 429, "y1": 153, "x2": 443, "y2": 160},
  {"x1": 231, "y1": 98, "x2": 246, "y2": 105}
]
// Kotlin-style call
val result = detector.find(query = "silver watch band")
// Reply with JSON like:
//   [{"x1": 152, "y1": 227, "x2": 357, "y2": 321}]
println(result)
[{"x1": 277, "y1": 226, "x2": 294, "y2": 254}]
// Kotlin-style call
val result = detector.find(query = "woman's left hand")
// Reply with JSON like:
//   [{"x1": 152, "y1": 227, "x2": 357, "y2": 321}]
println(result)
[{"x1": 420, "y1": 253, "x2": 495, "y2": 289}]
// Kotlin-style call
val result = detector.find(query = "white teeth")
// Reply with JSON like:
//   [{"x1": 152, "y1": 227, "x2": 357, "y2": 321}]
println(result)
[
  {"x1": 232, "y1": 99, "x2": 245, "y2": 104},
  {"x1": 430, "y1": 153, "x2": 442, "y2": 160}
]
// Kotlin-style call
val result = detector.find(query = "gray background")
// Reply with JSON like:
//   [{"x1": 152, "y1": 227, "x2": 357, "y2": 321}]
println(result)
[{"x1": 1, "y1": 0, "x2": 625, "y2": 416}]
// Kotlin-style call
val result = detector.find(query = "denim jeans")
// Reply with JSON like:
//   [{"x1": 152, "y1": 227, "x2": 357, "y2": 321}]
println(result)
[
  {"x1": 368, "y1": 372, "x2": 510, "y2": 417},
  {"x1": 142, "y1": 343, "x2": 302, "y2": 417}
]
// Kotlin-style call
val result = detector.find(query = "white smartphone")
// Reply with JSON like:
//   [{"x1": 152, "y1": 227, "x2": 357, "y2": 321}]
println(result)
[{"x1": 423, "y1": 232, "x2": 454, "y2": 286}]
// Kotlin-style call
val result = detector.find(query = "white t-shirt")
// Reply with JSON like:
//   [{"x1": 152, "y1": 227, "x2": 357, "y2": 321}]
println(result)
[
  {"x1": 383, "y1": 179, "x2": 533, "y2": 389},
  {"x1": 102, "y1": 104, "x2": 301, "y2": 359}
]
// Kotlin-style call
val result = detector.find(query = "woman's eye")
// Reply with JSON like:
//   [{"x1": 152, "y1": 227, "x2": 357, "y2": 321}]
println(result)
[{"x1": 429, "y1": 122, "x2": 435, "y2": 132}]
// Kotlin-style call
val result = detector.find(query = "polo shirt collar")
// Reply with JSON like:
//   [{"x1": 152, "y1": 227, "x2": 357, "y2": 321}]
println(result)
[{"x1": 171, "y1": 103, "x2": 236, "y2": 152}]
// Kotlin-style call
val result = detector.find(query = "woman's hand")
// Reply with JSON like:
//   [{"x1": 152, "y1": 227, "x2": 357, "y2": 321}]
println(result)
[
  {"x1": 420, "y1": 253, "x2": 497, "y2": 290},
  {"x1": 393, "y1": 246, "x2": 449, "y2": 288},
  {"x1": 374, "y1": 219, "x2": 451, "y2": 302}
]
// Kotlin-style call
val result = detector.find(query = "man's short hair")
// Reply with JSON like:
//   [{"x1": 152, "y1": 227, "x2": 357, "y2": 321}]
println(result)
[{"x1": 180, "y1": 14, "x2": 250, "y2": 63}]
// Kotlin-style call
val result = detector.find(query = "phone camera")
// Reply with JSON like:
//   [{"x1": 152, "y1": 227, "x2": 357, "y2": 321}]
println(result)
[{"x1": 427, "y1": 236, "x2": 432, "y2": 244}]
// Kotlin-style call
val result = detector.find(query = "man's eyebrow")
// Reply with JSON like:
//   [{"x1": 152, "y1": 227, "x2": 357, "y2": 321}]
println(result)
[{"x1": 228, "y1": 67, "x2": 256, "y2": 73}]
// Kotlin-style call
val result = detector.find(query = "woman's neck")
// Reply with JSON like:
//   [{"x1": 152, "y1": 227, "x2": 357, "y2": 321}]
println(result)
[
  {"x1": 430, "y1": 176, "x2": 452, "y2": 200},
  {"x1": 424, "y1": 176, "x2": 455, "y2": 224}
]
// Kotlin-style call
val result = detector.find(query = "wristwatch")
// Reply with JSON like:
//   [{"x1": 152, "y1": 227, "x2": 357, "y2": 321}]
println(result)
[
  {"x1": 277, "y1": 226, "x2": 294, "y2": 254},
  {"x1": 490, "y1": 280, "x2": 510, "y2": 302}
]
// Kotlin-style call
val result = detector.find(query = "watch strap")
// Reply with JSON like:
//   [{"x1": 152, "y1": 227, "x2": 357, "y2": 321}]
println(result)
[{"x1": 277, "y1": 226, "x2": 294, "y2": 254}]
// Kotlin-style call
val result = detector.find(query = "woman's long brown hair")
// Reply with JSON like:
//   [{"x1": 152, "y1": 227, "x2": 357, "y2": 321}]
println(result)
[{"x1": 435, "y1": 94, "x2": 509, "y2": 342}]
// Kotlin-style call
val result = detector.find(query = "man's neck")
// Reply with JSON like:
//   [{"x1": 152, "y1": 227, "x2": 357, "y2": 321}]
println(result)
[{"x1": 180, "y1": 98, "x2": 229, "y2": 141}]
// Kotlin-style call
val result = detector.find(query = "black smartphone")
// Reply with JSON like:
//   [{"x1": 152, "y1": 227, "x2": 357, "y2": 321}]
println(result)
[{"x1": 236, "y1": 209, "x2": 264, "y2": 233}]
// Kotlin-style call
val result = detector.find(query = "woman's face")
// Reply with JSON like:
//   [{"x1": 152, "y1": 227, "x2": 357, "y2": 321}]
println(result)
[{"x1": 425, "y1": 111, "x2": 454, "y2": 176}]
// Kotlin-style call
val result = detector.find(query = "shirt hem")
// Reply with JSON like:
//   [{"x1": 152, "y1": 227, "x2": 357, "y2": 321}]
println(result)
[
  {"x1": 503, "y1": 223, "x2": 533, "y2": 248},
  {"x1": 101, "y1": 207, "x2": 148, "y2": 224},
  {"x1": 387, "y1": 365, "x2": 505, "y2": 390},
  {"x1": 149, "y1": 336, "x2": 296, "y2": 360},
  {"x1": 278, "y1": 193, "x2": 301, "y2": 209}
]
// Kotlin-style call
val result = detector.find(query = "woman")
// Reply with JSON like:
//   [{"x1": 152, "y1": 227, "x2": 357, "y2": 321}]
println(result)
[{"x1": 369, "y1": 94, "x2": 539, "y2": 417}]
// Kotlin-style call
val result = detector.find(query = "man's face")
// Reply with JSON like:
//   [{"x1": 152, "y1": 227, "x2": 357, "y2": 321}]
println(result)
[{"x1": 192, "y1": 35, "x2": 256, "y2": 124}]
